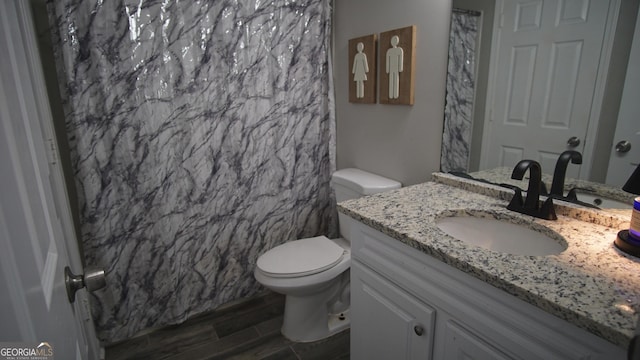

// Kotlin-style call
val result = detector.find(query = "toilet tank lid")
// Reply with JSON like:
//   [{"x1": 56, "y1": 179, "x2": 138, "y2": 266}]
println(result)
[{"x1": 331, "y1": 168, "x2": 401, "y2": 195}]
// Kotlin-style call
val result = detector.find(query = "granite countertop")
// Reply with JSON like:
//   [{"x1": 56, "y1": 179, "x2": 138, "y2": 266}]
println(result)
[{"x1": 337, "y1": 176, "x2": 640, "y2": 348}]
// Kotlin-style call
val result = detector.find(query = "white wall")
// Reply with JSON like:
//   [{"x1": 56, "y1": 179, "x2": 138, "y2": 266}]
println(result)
[{"x1": 334, "y1": 0, "x2": 452, "y2": 186}]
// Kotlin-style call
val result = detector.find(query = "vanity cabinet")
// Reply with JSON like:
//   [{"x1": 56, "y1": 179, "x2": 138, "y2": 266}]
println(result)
[{"x1": 347, "y1": 217, "x2": 625, "y2": 360}]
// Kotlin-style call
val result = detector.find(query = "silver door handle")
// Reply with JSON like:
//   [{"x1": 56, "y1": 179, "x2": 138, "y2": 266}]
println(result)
[
  {"x1": 65, "y1": 266, "x2": 106, "y2": 303},
  {"x1": 567, "y1": 136, "x2": 581, "y2": 148},
  {"x1": 615, "y1": 140, "x2": 631, "y2": 153}
]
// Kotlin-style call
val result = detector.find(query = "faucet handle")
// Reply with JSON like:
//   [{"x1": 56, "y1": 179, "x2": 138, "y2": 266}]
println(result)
[
  {"x1": 565, "y1": 188, "x2": 579, "y2": 201},
  {"x1": 565, "y1": 187, "x2": 593, "y2": 201},
  {"x1": 506, "y1": 187, "x2": 524, "y2": 212},
  {"x1": 539, "y1": 197, "x2": 558, "y2": 220}
]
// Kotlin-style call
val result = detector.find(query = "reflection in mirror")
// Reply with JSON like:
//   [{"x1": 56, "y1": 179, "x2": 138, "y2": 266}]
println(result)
[
  {"x1": 465, "y1": 167, "x2": 635, "y2": 210},
  {"x1": 442, "y1": 0, "x2": 495, "y2": 173},
  {"x1": 440, "y1": 8, "x2": 480, "y2": 173},
  {"x1": 440, "y1": 0, "x2": 640, "y2": 187}
]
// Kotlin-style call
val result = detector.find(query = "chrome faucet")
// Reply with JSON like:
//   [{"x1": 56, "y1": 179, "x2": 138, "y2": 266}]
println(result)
[
  {"x1": 550, "y1": 150, "x2": 582, "y2": 199},
  {"x1": 507, "y1": 160, "x2": 557, "y2": 220}
]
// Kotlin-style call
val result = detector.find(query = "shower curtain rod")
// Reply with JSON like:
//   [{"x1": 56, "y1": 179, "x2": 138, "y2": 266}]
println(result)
[{"x1": 453, "y1": 8, "x2": 481, "y2": 16}]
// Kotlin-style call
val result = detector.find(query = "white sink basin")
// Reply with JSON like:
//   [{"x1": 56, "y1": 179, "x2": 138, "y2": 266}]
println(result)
[
  {"x1": 436, "y1": 214, "x2": 567, "y2": 256},
  {"x1": 574, "y1": 193, "x2": 631, "y2": 209}
]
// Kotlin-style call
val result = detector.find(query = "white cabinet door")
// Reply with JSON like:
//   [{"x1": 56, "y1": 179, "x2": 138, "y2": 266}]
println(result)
[{"x1": 351, "y1": 262, "x2": 435, "y2": 360}]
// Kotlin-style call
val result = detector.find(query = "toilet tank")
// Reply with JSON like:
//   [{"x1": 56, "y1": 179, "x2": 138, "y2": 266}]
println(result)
[
  {"x1": 331, "y1": 168, "x2": 402, "y2": 202},
  {"x1": 331, "y1": 168, "x2": 401, "y2": 239}
]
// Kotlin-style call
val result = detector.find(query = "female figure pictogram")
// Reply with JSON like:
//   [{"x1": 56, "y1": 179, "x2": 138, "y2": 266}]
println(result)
[{"x1": 352, "y1": 42, "x2": 369, "y2": 99}]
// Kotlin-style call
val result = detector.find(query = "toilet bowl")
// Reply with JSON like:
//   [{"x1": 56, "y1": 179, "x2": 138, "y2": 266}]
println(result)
[
  {"x1": 255, "y1": 236, "x2": 351, "y2": 342},
  {"x1": 254, "y1": 168, "x2": 401, "y2": 342}
]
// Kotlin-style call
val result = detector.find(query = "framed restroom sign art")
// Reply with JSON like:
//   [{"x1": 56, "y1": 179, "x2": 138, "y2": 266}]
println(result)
[
  {"x1": 348, "y1": 34, "x2": 377, "y2": 104},
  {"x1": 379, "y1": 25, "x2": 416, "y2": 105}
]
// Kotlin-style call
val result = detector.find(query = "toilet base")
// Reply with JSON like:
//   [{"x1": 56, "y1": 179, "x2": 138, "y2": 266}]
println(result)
[
  {"x1": 281, "y1": 298, "x2": 350, "y2": 343},
  {"x1": 328, "y1": 310, "x2": 350, "y2": 336}
]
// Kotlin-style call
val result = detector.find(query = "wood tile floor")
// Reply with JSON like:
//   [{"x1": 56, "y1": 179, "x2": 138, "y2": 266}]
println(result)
[{"x1": 105, "y1": 291, "x2": 350, "y2": 360}]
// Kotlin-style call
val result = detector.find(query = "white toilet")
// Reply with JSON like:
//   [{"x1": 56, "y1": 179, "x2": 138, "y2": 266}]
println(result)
[{"x1": 254, "y1": 168, "x2": 401, "y2": 342}]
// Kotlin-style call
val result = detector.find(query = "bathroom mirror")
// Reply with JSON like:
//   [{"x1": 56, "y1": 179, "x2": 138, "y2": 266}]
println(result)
[{"x1": 442, "y1": 0, "x2": 640, "y2": 191}]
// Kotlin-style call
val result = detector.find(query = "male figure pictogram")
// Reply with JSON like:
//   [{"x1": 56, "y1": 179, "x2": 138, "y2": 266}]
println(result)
[{"x1": 386, "y1": 35, "x2": 403, "y2": 99}]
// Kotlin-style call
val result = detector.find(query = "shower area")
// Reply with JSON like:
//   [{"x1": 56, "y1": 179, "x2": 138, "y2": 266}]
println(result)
[
  {"x1": 38, "y1": 0, "x2": 336, "y2": 344},
  {"x1": 441, "y1": 2, "x2": 494, "y2": 173}
]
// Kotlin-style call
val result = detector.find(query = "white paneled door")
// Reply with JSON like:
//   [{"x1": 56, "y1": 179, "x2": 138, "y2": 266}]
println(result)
[
  {"x1": 0, "y1": 1, "x2": 100, "y2": 359},
  {"x1": 481, "y1": 0, "x2": 612, "y2": 177}
]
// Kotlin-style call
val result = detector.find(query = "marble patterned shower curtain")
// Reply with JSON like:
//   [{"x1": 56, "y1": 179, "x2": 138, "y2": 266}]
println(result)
[
  {"x1": 47, "y1": 0, "x2": 335, "y2": 344},
  {"x1": 440, "y1": 10, "x2": 479, "y2": 173}
]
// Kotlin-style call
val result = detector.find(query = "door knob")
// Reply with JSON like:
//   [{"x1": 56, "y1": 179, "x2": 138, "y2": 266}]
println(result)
[
  {"x1": 567, "y1": 136, "x2": 581, "y2": 148},
  {"x1": 414, "y1": 325, "x2": 424, "y2": 336},
  {"x1": 615, "y1": 140, "x2": 631, "y2": 153},
  {"x1": 65, "y1": 266, "x2": 106, "y2": 303}
]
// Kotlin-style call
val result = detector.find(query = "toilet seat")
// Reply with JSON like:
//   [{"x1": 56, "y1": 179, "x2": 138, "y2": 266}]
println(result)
[{"x1": 257, "y1": 236, "x2": 345, "y2": 278}]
